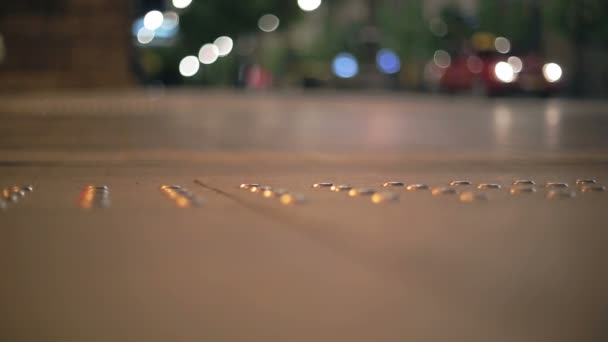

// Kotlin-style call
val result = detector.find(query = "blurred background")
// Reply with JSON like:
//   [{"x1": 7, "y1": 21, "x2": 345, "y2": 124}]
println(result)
[{"x1": 0, "y1": 0, "x2": 606, "y2": 97}]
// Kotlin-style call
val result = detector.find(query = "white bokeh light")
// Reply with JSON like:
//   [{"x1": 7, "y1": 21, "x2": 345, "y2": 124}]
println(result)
[
  {"x1": 429, "y1": 18, "x2": 447, "y2": 37},
  {"x1": 433, "y1": 50, "x2": 451, "y2": 68},
  {"x1": 198, "y1": 43, "x2": 220, "y2": 64},
  {"x1": 143, "y1": 10, "x2": 164, "y2": 30},
  {"x1": 494, "y1": 61, "x2": 515, "y2": 83},
  {"x1": 179, "y1": 56, "x2": 200, "y2": 77},
  {"x1": 258, "y1": 14, "x2": 279, "y2": 32},
  {"x1": 214, "y1": 36, "x2": 233, "y2": 57},
  {"x1": 507, "y1": 56, "x2": 523, "y2": 73},
  {"x1": 161, "y1": 11, "x2": 179, "y2": 30},
  {"x1": 298, "y1": 0, "x2": 322, "y2": 11},
  {"x1": 543, "y1": 63, "x2": 562, "y2": 82},
  {"x1": 137, "y1": 27, "x2": 155, "y2": 44},
  {"x1": 172, "y1": 0, "x2": 192, "y2": 9},
  {"x1": 494, "y1": 37, "x2": 511, "y2": 54}
]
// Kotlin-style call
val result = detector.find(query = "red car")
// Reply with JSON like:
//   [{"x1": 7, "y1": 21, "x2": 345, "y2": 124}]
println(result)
[{"x1": 436, "y1": 51, "x2": 562, "y2": 96}]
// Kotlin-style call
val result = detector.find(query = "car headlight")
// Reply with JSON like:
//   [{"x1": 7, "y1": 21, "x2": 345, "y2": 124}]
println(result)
[
  {"x1": 542, "y1": 63, "x2": 562, "y2": 82},
  {"x1": 494, "y1": 61, "x2": 515, "y2": 83}
]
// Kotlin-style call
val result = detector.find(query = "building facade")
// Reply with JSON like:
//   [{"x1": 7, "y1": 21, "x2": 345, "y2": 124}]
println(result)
[{"x1": 0, "y1": 0, "x2": 134, "y2": 91}]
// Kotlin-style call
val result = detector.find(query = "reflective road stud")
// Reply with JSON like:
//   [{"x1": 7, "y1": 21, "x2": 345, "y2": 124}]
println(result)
[
  {"x1": 348, "y1": 188, "x2": 376, "y2": 197},
  {"x1": 79, "y1": 185, "x2": 110, "y2": 209},
  {"x1": 239, "y1": 183, "x2": 260, "y2": 189},
  {"x1": 1, "y1": 185, "x2": 33, "y2": 207},
  {"x1": 371, "y1": 192, "x2": 399, "y2": 204},
  {"x1": 449, "y1": 180, "x2": 471, "y2": 186},
  {"x1": 459, "y1": 191, "x2": 488, "y2": 203},
  {"x1": 477, "y1": 183, "x2": 502, "y2": 190},
  {"x1": 330, "y1": 184, "x2": 352, "y2": 192},
  {"x1": 510, "y1": 186, "x2": 537, "y2": 195},
  {"x1": 280, "y1": 193, "x2": 306, "y2": 205},
  {"x1": 580, "y1": 184, "x2": 606, "y2": 193},
  {"x1": 262, "y1": 188, "x2": 289, "y2": 198},
  {"x1": 546, "y1": 189, "x2": 575, "y2": 200},
  {"x1": 160, "y1": 185, "x2": 202, "y2": 208},
  {"x1": 312, "y1": 182, "x2": 333, "y2": 188},
  {"x1": 382, "y1": 181, "x2": 404, "y2": 187},
  {"x1": 432, "y1": 187, "x2": 458, "y2": 196},
  {"x1": 250, "y1": 185, "x2": 272, "y2": 193},
  {"x1": 512, "y1": 180, "x2": 535, "y2": 185},
  {"x1": 406, "y1": 184, "x2": 429, "y2": 191}
]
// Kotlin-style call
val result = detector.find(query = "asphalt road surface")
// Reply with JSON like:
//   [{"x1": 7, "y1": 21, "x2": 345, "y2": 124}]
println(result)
[{"x1": 1, "y1": 91, "x2": 607, "y2": 342}]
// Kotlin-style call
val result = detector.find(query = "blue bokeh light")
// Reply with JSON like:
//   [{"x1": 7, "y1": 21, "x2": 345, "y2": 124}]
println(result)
[
  {"x1": 376, "y1": 49, "x2": 401, "y2": 74},
  {"x1": 332, "y1": 53, "x2": 359, "y2": 78}
]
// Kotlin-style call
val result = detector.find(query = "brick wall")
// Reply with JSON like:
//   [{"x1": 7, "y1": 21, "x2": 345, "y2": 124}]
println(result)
[{"x1": 0, "y1": 0, "x2": 134, "y2": 91}]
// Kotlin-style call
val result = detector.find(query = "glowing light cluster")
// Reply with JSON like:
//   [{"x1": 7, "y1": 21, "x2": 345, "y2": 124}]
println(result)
[{"x1": 135, "y1": 11, "x2": 180, "y2": 45}]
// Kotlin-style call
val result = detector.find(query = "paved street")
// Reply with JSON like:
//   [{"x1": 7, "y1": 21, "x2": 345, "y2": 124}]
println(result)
[{"x1": 1, "y1": 91, "x2": 607, "y2": 341}]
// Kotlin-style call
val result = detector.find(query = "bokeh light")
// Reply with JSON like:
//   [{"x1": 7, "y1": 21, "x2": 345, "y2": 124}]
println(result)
[
  {"x1": 429, "y1": 18, "x2": 447, "y2": 37},
  {"x1": 542, "y1": 63, "x2": 562, "y2": 82},
  {"x1": 143, "y1": 10, "x2": 164, "y2": 30},
  {"x1": 332, "y1": 53, "x2": 358, "y2": 78},
  {"x1": 494, "y1": 61, "x2": 515, "y2": 83},
  {"x1": 494, "y1": 37, "x2": 511, "y2": 54},
  {"x1": 298, "y1": 0, "x2": 322, "y2": 12},
  {"x1": 198, "y1": 43, "x2": 220, "y2": 64},
  {"x1": 214, "y1": 36, "x2": 233, "y2": 57},
  {"x1": 376, "y1": 49, "x2": 401, "y2": 74},
  {"x1": 136, "y1": 28, "x2": 155, "y2": 44},
  {"x1": 433, "y1": 50, "x2": 451, "y2": 68},
  {"x1": 258, "y1": 14, "x2": 280, "y2": 32},
  {"x1": 179, "y1": 56, "x2": 200, "y2": 77},
  {"x1": 507, "y1": 56, "x2": 523, "y2": 73},
  {"x1": 172, "y1": 0, "x2": 192, "y2": 9},
  {"x1": 161, "y1": 11, "x2": 179, "y2": 30}
]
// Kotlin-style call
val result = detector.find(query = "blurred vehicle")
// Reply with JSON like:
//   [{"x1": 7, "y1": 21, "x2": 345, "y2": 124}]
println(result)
[
  {"x1": 516, "y1": 55, "x2": 562, "y2": 96},
  {"x1": 439, "y1": 52, "x2": 562, "y2": 96},
  {"x1": 435, "y1": 33, "x2": 563, "y2": 96},
  {"x1": 438, "y1": 51, "x2": 515, "y2": 96}
]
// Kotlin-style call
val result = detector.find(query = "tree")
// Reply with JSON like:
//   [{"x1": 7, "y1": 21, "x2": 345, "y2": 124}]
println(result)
[
  {"x1": 148, "y1": 0, "x2": 301, "y2": 85},
  {"x1": 544, "y1": 0, "x2": 608, "y2": 95}
]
